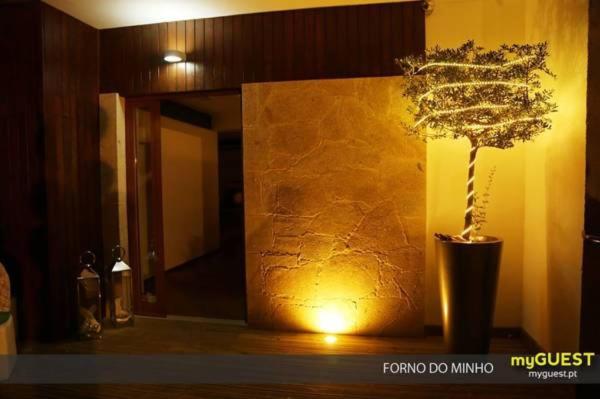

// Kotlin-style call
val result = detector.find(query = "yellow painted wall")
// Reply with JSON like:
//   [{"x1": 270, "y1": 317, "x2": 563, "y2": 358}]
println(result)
[
  {"x1": 425, "y1": 0, "x2": 528, "y2": 328},
  {"x1": 522, "y1": 0, "x2": 587, "y2": 351},
  {"x1": 426, "y1": 0, "x2": 587, "y2": 350},
  {"x1": 161, "y1": 117, "x2": 220, "y2": 270}
]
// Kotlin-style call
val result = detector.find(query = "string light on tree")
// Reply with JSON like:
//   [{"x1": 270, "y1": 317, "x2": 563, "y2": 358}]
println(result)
[
  {"x1": 397, "y1": 41, "x2": 557, "y2": 241},
  {"x1": 415, "y1": 55, "x2": 535, "y2": 73}
]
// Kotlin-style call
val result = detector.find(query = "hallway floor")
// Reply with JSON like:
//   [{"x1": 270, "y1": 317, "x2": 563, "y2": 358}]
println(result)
[
  {"x1": 4, "y1": 318, "x2": 575, "y2": 399},
  {"x1": 165, "y1": 250, "x2": 246, "y2": 320},
  {"x1": 164, "y1": 221, "x2": 246, "y2": 320}
]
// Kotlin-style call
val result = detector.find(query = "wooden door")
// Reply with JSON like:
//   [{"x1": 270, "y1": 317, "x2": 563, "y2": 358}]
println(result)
[{"x1": 125, "y1": 100, "x2": 166, "y2": 316}]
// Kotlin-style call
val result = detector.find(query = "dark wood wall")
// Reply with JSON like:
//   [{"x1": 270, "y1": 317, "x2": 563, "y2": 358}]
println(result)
[
  {"x1": 0, "y1": 0, "x2": 46, "y2": 339},
  {"x1": 0, "y1": 1, "x2": 102, "y2": 340},
  {"x1": 100, "y1": 1, "x2": 425, "y2": 95},
  {"x1": 41, "y1": 3, "x2": 102, "y2": 340}
]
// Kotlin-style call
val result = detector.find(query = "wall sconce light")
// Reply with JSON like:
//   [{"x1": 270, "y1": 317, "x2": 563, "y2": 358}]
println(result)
[{"x1": 164, "y1": 50, "x2": 186, "y2": 63}]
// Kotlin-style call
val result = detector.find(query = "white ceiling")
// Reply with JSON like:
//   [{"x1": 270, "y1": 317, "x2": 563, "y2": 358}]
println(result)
[{"x1": 42, "y1": 0, "x2": 415, "y2": 29}]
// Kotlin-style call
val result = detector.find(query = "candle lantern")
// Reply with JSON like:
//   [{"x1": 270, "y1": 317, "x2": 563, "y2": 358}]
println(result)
[
  {"x1": 109, "y1": 245, "x2": 134, "y2": 327},
  {"x1": 77, "y1": 251, "x2": 102, "y2": 339}
]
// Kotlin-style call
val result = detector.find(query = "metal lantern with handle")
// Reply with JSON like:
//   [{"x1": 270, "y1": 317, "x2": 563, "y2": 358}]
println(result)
[
  {"x1": 109, "y1": 245, "x2": 134, "y2": 327},
  {"x1": 77, "y1": 251, "x2": 102, "y2": 339}
]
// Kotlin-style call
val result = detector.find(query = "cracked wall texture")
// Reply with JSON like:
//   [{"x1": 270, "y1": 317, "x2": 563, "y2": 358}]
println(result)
[{"x1": 242, "y1": 77, "x2": 425, "y2": 336}]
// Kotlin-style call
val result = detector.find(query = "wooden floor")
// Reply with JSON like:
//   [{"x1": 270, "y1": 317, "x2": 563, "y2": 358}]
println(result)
[
  {"x1": 165, "y1": 215, "x2": 246, "y2": 320},
  {"x1": 165, "y1": 250, "x2": 245, "y2": 320},
  {"x1": 1, "y1": 318, "x2": 575, "y2": 399}
]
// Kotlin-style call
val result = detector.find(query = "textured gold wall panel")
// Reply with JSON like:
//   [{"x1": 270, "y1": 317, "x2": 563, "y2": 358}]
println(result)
[{"x1": 243, "y1": 77, "x2": 425, "y2": 335}]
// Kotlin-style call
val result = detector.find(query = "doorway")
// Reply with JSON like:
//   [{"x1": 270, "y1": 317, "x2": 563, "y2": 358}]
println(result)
[{"x1": 125, "y1": 92, "x2": 245, "y2": 322}]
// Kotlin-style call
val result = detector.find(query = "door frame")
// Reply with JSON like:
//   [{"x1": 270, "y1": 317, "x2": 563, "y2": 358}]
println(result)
[{"x1": 125, "y1": 98, "x2": 166, "y2": 317}]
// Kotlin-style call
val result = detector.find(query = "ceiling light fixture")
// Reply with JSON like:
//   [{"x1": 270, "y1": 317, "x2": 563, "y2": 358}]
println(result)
[{"x1": 164, "y1": 50, "x2": 186, "y2": 63}]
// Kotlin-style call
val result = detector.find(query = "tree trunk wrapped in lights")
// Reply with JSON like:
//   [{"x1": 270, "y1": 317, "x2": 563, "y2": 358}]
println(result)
[{"x1": 398, "y1": 41, "x2": 556, "y2": 241}]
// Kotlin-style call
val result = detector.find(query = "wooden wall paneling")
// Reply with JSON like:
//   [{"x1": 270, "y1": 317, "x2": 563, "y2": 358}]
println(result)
[
  {"x1": 292, "y1": 11, "x2": 304, "y2": 80},
  {"x1": 390, "y1": 2, "x2": 404, "y2": 68},
  {"x1": 231, "y1": 16, "x2": 243, "y2": 86},
  {"x1": 223, "y1": 17, "x2": 233, "y2": 88},
  {"x1": 117, "y1": 29, "x2": 126, "y2": 93},
  {"x1": 158, "y1": 23, "x2": 169, "y2": 93},
  {"x1": 253, "y1": 14, "x2": 265, "y2": 83},
  {"x1": 305, "y1": 10, "x2": 316, "y2": 79},
  {"x1": 139, "y1": 26, "x2": 147, "y2": 92},
  {"x1": 1, "y1": 2, "x2": 100, "y2": 340},
  {"x1": 335, "y1": 7, "x2": 347, "y2": 78},
  {"x1": 77, "y1": 16, "x2": 102, "y2": 270},
  {"x1": 41, "y1": 3, "x2": 102, "y2": 340},
  {"x1": 204, "y1": 17, "x2": 215, "y2": 89},
  {"x1": 135, "y1": 26, "x2": 143, "y2": 94},
  {"x1": 241, "y1": 14, "x2": 254, "y2": 83},
  {"x1": 314, "y1": 10, "x2": 326, "y2": 78},
  {"x1": 346, "y1": 6, "x2": 359, "y2": 76},
  {"x1": 99, "y1": 2, "x2": 425, "y2": 95},
  {"x1": 356, "y1": 6, "x2": 369, "y2": 77},
  {"x1": 121, "y1": 29, "x2": 131, "y2": 94},
  {"x1": 0, "y1": 1, "x2": 46, "y2": 340},
  {"x1": 193, "y1": 19, "x2": 204, "y2": 91},
  {"x1": 212, "y1": 17, "x2": 221, "y2": 88},
  {"x1": 368, "y1": 5, "x2": 381, "y2": 76},
  {"x1": 148, "y1": 24, "x2": 159, "y2": 94},
  {"x1": 185, "y1": 20, "x2": 195, "y2": 90},
  {"x1": 262, "y1": 12, "x2": 273, "y2": 82},
  {"x1": 413, "y1": 1, "x2": 426, "y2": 56},
  {"x1": 380, "y1": 4, "x2": 393, "y2": 76},
  {"x1": 282, "y1": 12, "x2": 292, "y2": 82},
  {"x1": 167, "y1": 22, "x2": 177, "y2": 92},
  {"x1": 176, "y1": 21, "x2": 186, "y2": 91},
  {"x1": 401, "y1": 3, "x2": 413, "y2": 61},
  {"x1": 324, "y1": 8, "x2": 336, "y2": 79},
  {"x1": 41, "y1": 3, "x2": 74, "y2": 341},
  {"x1": 99, "y1": 29, "x2": 115, "y2": 93},
  {"x1": 213, "y1": 17, "x2": 224, "y2": 89},
  {"x1": 142, "y1": 25, "x2": 154, "y2": 93}
]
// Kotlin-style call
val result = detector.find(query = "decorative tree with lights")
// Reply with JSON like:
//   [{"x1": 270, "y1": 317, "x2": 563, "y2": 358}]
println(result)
[{"x1": 398, "y1": 41, "x2": 556, "y2": 241}]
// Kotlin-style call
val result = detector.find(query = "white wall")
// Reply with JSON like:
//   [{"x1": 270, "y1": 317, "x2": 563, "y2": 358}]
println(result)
[{"x1": 161, "y1": 117, "x2": 220, "y2": 270}]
